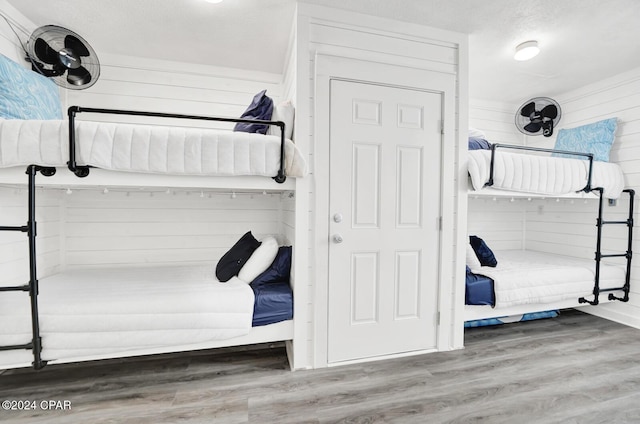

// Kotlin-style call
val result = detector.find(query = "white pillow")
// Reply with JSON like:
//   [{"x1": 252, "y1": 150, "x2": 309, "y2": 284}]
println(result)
[
  {"x1": 238, "y1": 236, "x2": 279, "y2": 283},
  {"x1": 468, "y1": 127, "x2": 486, "y2": 139},
  {"x1": 268, "y1": 101, "x2": 295, "y2": 140},
  {"x1": 466, "y1": 244, "x2": 482, "y2": 270}
]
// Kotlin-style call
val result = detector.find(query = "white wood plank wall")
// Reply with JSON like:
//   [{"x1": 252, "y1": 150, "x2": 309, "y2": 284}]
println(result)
[
  {"x1": 0, "y1": 188, "x2": 61, "y2": 285},
  {"x1": 61, "y1": 53, "x2": 284, "y2": 130},
  {"x1": 0, "y1": 1, "x2": 36, "y2": 63},
  {"x1": 467, "y1": 197, "x2": 525, "y2": 251},
  {"x1": 62, "y1": 189, "x2": 283, "y2": 269},
  {"x1": 466, "y1": 99, "x2": 526, "y2": 254},
  {"x1": 469, "y1": 99, "x2": 524, "y2": 145}
]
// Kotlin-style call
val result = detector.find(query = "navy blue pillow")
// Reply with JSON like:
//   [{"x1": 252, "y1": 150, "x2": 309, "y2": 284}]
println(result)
[
  {"x1": 250, "y1": 246, "x2": 292, "y2": 286},
  {"x1": 233, "y1": 89, "x2": 274, "y2": 134},
  {"x1": 468, "y1": 137, "x2": 491, "y2": 150},
  {"x1": 469, "y1": 235, "x2": 497, "y2": 267},
  {"x1": 215, "y1": 231, "x2": 261, "y2": 282}
]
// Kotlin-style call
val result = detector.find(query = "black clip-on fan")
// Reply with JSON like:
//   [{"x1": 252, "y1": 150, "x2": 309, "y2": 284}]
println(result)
[
  {"x1": 25, "y1": 25, "x2": 100, "y2": 90},
  {"x1": 515, "y1": 97, "x2": 561, "y2": 137}
]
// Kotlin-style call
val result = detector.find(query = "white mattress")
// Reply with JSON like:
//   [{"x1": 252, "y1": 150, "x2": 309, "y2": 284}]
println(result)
[
  {"x1": 0, "y1": 119, "x2": 307, "y2": 177},
  {"x1": 469, "y1": 250, "x2": 625, "y2": 308},
  {"x1": 468, "y1": 149, "x2": 625, "y2": 199},
  {"x1": 0, "y1": 265, "x2": 254, "y2": 368}
]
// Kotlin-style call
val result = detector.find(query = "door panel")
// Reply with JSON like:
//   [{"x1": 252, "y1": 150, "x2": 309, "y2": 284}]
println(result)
[{"x1": 328, "y1": 79, "x2": 443, "y2": 363}]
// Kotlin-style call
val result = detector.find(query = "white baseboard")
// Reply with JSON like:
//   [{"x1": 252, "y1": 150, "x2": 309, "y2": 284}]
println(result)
[{"x1": 577, "y1": 304, "x2": 640, "y2": 330}]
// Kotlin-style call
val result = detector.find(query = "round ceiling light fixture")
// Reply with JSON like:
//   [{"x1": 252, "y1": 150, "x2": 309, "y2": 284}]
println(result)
[{"x1": 514, "y1": 40, "x2": 540, "y2": 61}]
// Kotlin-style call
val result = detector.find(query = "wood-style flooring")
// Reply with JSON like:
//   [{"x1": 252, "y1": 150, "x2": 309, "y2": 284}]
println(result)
[{"x1": 1, "y1": 309, "x2": 640, "y2": 423}]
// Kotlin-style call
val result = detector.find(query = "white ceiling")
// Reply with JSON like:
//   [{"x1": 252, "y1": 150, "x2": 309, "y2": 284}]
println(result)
[{"x1": 6, "y1": 0, "x2": 640, "y2": 104}]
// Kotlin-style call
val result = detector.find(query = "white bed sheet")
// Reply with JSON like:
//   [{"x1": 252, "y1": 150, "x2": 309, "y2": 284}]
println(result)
[
  {"x1": 468, "y1": 149, "x2": 625, "y2": 199},
  {"x1": 0, "y1": 119, "x2": 307, "y2": 177},
  {"x1": 0, "y1": 265, "x2": 254, "y2": 368},
  {"x1": 469, "y1": 250, "x2": 625, "y2": 308}
]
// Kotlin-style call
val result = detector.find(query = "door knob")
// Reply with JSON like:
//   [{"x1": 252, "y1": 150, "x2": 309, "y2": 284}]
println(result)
[
  {"x1": 333, "y1": 234, "x2": 344, "y2": 243},
  {"x1": 333, "y1": 213, "x2": 343, "y2": 223}
]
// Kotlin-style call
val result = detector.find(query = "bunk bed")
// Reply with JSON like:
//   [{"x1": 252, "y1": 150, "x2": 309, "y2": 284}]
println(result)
[
  {"x1": 0, "y1": 108, "x2": 306, "y2": 370},
  {"x1": 465, "y1": 139, "x2": 634, "y2": 326}
]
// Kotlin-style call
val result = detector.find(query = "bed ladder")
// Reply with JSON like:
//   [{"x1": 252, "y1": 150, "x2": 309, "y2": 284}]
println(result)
[
  {"x1": 0, "y1": 165, "x2": 55, "y2": 369},
  {"x1": 579, "y1": 187, "x2": 635, "y2": 306}
]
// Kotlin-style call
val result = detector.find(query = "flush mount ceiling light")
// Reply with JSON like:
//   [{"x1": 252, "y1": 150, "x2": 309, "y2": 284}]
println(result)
[
  {"x1": 514, "y1": 40, "x2": 540, "y2": 61},
  {"x1": 204, "y1": 0, "x2": 223, "y2": 3}
]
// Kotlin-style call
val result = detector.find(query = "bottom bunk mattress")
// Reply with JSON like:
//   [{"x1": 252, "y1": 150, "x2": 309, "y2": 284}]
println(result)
[
  {"x1": 0, "y1": 265, "x2": 292, "y2": 368},
  {"x1": 467, "y1": 250, "x2": 626, "y2": 309}
]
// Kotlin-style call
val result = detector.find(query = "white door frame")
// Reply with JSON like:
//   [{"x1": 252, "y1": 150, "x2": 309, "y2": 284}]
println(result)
[{"x1": 313, "y1": 53, "x2": 457, "y2": 367}]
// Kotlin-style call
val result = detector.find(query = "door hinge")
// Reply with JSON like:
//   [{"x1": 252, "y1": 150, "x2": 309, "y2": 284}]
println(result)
[
  {"x1": 436, "y1": 311, "x2": 441, "y2": 325},
  {"x1": 437, "y1": 216, "x2": 443, "y2": 231},
  {"x1": 440, "y1": 120, "x2": 444, "y2": 134}
]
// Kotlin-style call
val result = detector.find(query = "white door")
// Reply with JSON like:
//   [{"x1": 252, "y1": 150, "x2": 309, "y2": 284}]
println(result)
[{"x1": 328, "y1": 79, "x2": 443, "y2": 363}]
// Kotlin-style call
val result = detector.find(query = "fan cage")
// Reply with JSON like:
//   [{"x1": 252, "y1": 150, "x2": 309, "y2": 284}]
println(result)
[
  {"x1": 26, "y1": 25, "x2": 100, "y2": 90},
  {"x1": 515, "y1": 97, "x2": 562, "y2": 137}
]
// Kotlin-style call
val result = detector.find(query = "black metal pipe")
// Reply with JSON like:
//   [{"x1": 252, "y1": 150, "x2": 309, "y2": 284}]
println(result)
[
  {"x1": 609, "y1": 189, "x2": 635, "y2": 302},
  {"x1": 0, "y1": 343, "x2": 32, "y2": 351},
  {"x1": 580, "y1": 187, "x2": 605, "y2": 305},
  {"x1": 24, "y1": 165, "x2": 55, "y2": 370},
  {"x1": 600, "y1": 287, "x2": 627, "y2": 293},
  {"x1": 67, "y1": 106, "x2": 288, "y2": 182},
  {"x1": 275, "y1": 122, "x2": 286, "y2": 184},
  {"x1": 26, "y1": 166, "x2": 46, "y2": 369},
  {"x1": 484, "y1": 143, "x2": 594, "y2": 192},
  {"x1": 0, "y1": 285, "x2": 29, "y2": 292},
  {"x1": 0, "y1": 225, "x2": 28, "y2": 232}
]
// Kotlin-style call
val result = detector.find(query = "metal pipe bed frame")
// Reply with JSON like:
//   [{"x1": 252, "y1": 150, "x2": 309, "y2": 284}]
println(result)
[
  {"x1": 483, "y1": 143, "x2": 634, "y2": 307},
  {"x1": 67, "y1": 106, "x2": 289, "y2": 184},
  {"x1": 0, "y1": 108, "x2": 289, "y2": 369}
]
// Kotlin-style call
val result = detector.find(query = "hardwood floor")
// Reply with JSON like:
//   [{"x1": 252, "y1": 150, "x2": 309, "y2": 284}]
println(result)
[{"x1": 2, "y1": 309, "x2": 640, "y2": 423}]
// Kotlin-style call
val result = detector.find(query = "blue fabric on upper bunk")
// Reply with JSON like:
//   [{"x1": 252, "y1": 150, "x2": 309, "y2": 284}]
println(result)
[
  {"x1": 465, "y1": 266, "x2": 495, "y2": 306},
  {"x1": 251, "y1": 281, "x2": 293, "y2": 327},
  {"x1": 468, "y1": 136, "x2": 492, "y2": 150}
]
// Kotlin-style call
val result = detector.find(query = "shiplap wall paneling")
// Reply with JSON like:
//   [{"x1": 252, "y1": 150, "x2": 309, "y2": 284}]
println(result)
[
  {"x1": 524, "y1": 198, "x2": 599, "y2": 259},
  {"x1": 525, "y1": 195, "x2": 636, "y2": 284},
  {"x1": 0, "y1": 188, "x2": 61, "y2": 285},
  {"x1": 61, "y1": 53, "x2": 285, "y2": 130},
  {"x1": 467, "y1": 197, "x2": 525, "y2": 251},
  {"x1": 0, "y1": 1, "x2": 37, "y2": 63},
  {"x1": 469, "y1": 99, "x2": 523, "y2": 145},
  {"x1": 63, "y1": 190, "x2": 282, "y2": 268}
]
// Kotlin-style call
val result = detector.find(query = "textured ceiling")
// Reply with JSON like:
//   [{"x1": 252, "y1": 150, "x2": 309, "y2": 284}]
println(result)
[{"x1": 6, "y1": 0, "x2": 640, "y2": 104}]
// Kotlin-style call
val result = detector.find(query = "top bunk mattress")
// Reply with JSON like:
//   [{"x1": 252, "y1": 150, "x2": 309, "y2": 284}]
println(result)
[
  {"x1": 468, "y1": 149, "x2": 625, "y2": 199},
  {"x1": 0, "y1": 119, "x2": 307, "y2": 178}
]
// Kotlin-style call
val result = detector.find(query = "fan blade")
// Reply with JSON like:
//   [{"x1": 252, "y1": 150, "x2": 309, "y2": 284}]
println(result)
[
  {"x1": 540, "y1": 104, "x2": 558, "y2": 120},
  {"x1": 520, "y1": 101, "x2": 536, "y2": 117},
  {"x1": 33, "y1": 38, "x2": 59, "y2": 64},
  {"x1": 65, "y1": 35, "x2": 90, "y2": 57},
  {"x1": 523, "y1": 122, "x2": 542, "y2": 133},
  {"x1": 67, "y1": 66, "x2": 92, "y2": 86}
]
